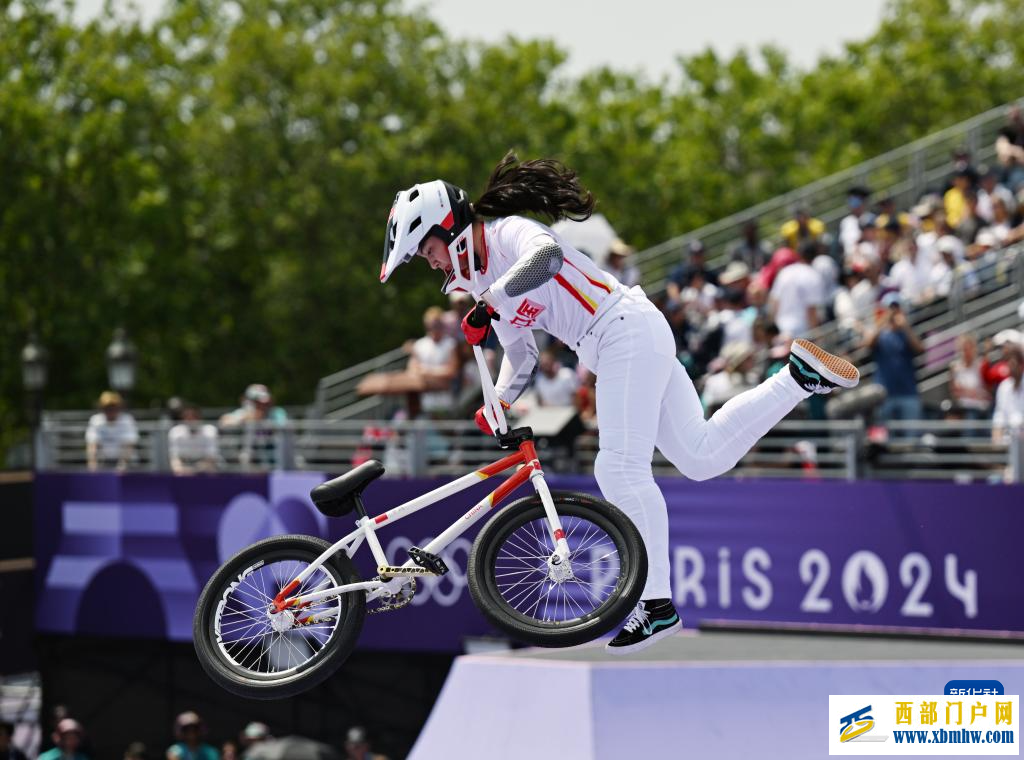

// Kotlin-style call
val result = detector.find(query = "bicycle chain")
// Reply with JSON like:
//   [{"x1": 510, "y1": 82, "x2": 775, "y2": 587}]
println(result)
[{"x1": 366, "y1": 576, "x2": 417, "y2": 615}]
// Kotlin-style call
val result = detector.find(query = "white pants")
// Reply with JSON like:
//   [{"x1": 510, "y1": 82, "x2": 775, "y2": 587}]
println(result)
[{"x1": 576, "y1": 292, "x2": 809, "y2": 600}]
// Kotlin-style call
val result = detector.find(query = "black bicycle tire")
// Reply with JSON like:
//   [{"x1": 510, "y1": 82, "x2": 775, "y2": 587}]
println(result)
[
  {"x1": 193, "y1": 534, "x2": 365, "y2": 700},
  {"x1": 467, "y1": 491, "x2": 647, "y2": 647}
]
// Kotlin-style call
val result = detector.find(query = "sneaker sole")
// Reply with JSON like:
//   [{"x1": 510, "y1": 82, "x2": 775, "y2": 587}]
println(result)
[
  {"x1": 605, "y1": 619, "x2": 683, "y2": 656},
  {"x1": 791, "y1": 339, "x2": 860, "y2": 389}
]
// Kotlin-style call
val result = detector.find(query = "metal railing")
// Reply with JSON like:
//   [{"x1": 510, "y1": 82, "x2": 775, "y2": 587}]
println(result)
[{"x1": 35, "y1": 416, "x2": 1024, "y2": 482}]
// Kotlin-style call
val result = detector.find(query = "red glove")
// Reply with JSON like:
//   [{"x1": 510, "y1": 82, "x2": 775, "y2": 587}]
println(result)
[
  {"x1": 474, "y1": 401, "x2": 510, "y2": 436},
  {"x1": 461, "y1": 300, "x2": 499, "y2": 346}
]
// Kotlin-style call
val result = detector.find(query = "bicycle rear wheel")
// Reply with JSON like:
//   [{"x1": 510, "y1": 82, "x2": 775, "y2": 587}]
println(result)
[
  {"x1": 467, "y1": 491, "x2": 646, "y2": 647},
  {"x1": 193, "y1": 534, "x2": 365, "y2": 700}
]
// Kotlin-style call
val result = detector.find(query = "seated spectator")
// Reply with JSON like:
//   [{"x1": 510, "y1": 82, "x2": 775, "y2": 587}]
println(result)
[
  {"x1": 976, "y1": 164, "x2": 1016, "y2": 223},
  {"x1": 995, "y1": 105, "x2": 1024, "y2": 192},
  {"x1": 534, "y1": 350, "x2": 580, "y2": 406},
  {"x1": 729, "y1": 219, "x2": 770, "y2": 271},
  {"x1": 701, "y1": 342, "x2": 755, "y2": 410},
  {"x1": 854, "y1": 213, "x2": 880, "y2": 263},
  {"x1": 839, "y1": 186, "x2": 871, "y2": 256},
  {"x1": 407, "y1": 306, "x2": 458, "y2": 416},
  {"x1": 886, "y1": 234, "x2": 935, "y2": 306},
  {"x1": 39, "y1": 719, "x2": 88, "y2": 760},
  {"x1": 709, "y1": 286, "x2": 753, "y2": 350},
  {"x1": 167, "y1": 712, "x2": 218, "y2": 760},
  {"x1": 834, "y1": 256, "x2": 881, "y2": 341},
  {"x1": 718, "y1": 261, "x2": 751, "y2": 297},
  {"x1": 944, "y1": 165, "x2": 977, "y2": 228},
  {"x1": 239, "y1": 722, "x2": 270, "y2": 755},
  {"x1": 982, "y1": 196, "x2": 1015, "y2": 245},
  {"x1": 168, "y1": 403, "x2": 219, "y2": 475},
  {"x1": 993, "y1": 345, "x2": 1024, "y2": 444},
  {"x1": 666, "y1": 239, "x2": 717, "y2": 301},
  {"x1": 220, "y1": 384, "x2": 288, "y2": 469},
  {"x1": 955, "y1": 189, "x2": 984, "y2": 245},
  {"x1": 949, "y1": 334, "x2": 990, "y2": 418},
  {"x1": 86, "y1": 391, "x2": 138, "y2": 471},
  {"x1": 575, "y1": 371, "x2": 597, "y2": 427},
  {"x1": 0, "y1": 721, "x2": 27, "y2": 760},
  {"x1": 344, "y1": 726, "x2": 389, "y2": 760},
  {"x1": 865, "y1": 292, "x2": 924, "y2": 429},
  {"x1": 967, "y1": 229, "x2": 999, "y2": 262},
  {"x1": 768, "y1": 242, "x2": 825, "y2": 338},
  {"x1": 779, "y1": 206, "x2": 825, "y2": 251},
  {"x1": 605, "y1": 239, "x2": 641, "y2": 288},
  {"x1": 981, "y1": 331, "x2": 1022, "y2": 393},
  {"x1": 931, "y1": 236, "x2": 978, "y2": 298}
]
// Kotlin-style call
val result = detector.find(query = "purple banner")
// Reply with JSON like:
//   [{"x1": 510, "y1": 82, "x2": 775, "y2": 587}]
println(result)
[{"x1": 34, "y1": 473, "x2": 1024, "y2": 651}]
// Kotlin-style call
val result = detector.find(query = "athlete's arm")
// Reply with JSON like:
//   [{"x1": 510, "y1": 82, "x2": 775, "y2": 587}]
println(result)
[
  {"x1": 494, "y1": 331, "x2": 540, "y2": 405},
  {"x1": 481, "y1": 242, "x2": 563, "y2": 307}
]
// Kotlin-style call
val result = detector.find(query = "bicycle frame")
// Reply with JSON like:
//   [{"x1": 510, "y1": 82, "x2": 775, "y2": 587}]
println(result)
[{"x1": 271, "y1": 347, "x2": 571, "y2": 616}]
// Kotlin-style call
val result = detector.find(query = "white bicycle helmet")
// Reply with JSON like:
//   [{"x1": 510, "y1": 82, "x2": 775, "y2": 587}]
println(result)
[{"x1": 381, "y1": 180, "x2": 479, "y2": 294}]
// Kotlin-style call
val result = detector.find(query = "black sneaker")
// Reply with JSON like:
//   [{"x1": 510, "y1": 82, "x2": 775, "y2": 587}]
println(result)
[
  {"x1": 605, "y1": 599, "x2": 682, "y2": 655},
  {"x1": 788, "y1": 338, "x2": 860, "y2": 395}
]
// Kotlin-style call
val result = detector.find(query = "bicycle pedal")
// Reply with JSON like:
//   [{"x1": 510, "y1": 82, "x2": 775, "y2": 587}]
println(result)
[{"x1": 408, "y1": 546, "x2": 449, "y2": 576}]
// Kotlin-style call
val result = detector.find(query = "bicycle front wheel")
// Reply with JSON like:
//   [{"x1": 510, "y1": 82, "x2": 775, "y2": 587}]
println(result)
[
  {"x1": 467, "y1": 491, "x2": 647, "y2": 647},
  {"x1": 193, "y1": 535, "x2": 365, "y2": 700}
]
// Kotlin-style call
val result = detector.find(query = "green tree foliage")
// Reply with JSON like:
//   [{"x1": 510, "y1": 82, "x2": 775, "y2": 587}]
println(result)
[{"x1": 2, "y1": 0, "x2": 1024, "y2": 457}]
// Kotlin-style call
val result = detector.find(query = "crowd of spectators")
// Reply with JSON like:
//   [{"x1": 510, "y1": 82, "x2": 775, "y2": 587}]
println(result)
[
  {"x1": 13, "y1": 710, "x2": 390, "y2": 760},
  {"x1": 83, "y1": 383, "x2": 288, "y2": 474},
  {"x1": 78, "y1": 109, "x2": 1024, "y2": 475}
]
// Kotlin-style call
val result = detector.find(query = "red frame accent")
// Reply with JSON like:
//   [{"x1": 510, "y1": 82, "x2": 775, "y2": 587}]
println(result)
[
  {"x1": 478, "y1": 450, "x2": 525, "y2": 478},
  {"x1": 273, "y1": 579, "x2": 300, "y2": 611}
]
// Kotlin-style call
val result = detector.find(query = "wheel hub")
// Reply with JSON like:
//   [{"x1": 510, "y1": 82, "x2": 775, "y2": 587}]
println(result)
[{"x1": 268, "y1": 610, "x2": 295, "y2": 632}]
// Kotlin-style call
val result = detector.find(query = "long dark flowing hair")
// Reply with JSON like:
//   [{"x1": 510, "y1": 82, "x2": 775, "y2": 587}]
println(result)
[{"x1": 473, "y1": 151, "x2": 595, "y2": 222}]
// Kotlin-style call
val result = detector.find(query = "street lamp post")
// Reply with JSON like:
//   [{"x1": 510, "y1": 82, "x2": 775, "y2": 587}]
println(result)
[
  {"x1": 21, "y1": 335, "x2": 48, "y2": 469},
  {"x1": 106, "y1": 328, "x2": 137, "y2": 400}
]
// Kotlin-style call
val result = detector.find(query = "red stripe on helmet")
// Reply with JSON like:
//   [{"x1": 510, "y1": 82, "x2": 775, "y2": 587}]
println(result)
[
  {"x1": 440, "y1": 211, "x2": 455, "y2": 230},
  {"x1": 379, "y1": 262, "x2": 387, "y2": 282}
]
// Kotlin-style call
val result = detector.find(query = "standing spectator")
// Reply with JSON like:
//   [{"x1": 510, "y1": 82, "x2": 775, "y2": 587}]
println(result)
[
  {"x1": 769, "y1": 242, "x2": 825, "y2": 338},
  {"x1": 666, "y1": 239, "x2": 717, "y2": 301},
  {"x1": 343, "y1": 727, "x2": 389, "y2": 760},
  {"x1": 0, "y1": 722, "x2": 27, "y2": 760},
  {"x1": 220, "y1": 384, "x2": 288, "y2": 468},
  {"x1": 865, "y1": 292, "x2": 924, "y2": 428},
  {"x1": 85, "y1": 391, "x2": 138, "y2": 471},
  {"x1": 949, "y1": 334, "x2": 990, "y2": 418},
  {"x1": 39, "y1": 719, "x2": 88, "y2": 760},
  {"x1": 534, "y1": 349, "x2": 580, "y2": 406},
  {"x1": 166, "y1": 712, "x2": 219, "y2": 760},
  {"x1": 992, "y1": 345, "x2": 1024, "y2": 444},
  {"x1": 605, "y1": 239, "x2": 641, "y2": 288},
  {"x1": 407, "y1": 306, "x2": 458, "y2": 416},
  {"x1": 168, "y1": 404, "x2": 219, "y2": 475},
  {"x1": 729, "y1": 219, "x2": 769, "y2": 271},
  {"x1": 839, "y1": 186, "x2": 871, "y2": 256},
  {"x1": 779, "y1": 206, "x2": 825, "y2": 251}
]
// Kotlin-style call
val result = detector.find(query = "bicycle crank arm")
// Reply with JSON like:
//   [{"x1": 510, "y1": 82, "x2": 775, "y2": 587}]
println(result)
[{"x1": 377, "y1": 565, "x2": 443, "y2": 578}]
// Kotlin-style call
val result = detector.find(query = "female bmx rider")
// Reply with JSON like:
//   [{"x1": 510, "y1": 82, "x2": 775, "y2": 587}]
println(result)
[{"x1": 380, "y1": 153, "x2": 859, "y2": 654}]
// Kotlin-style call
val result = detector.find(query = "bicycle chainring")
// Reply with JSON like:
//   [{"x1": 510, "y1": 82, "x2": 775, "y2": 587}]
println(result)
[{"x1": 366, "y1": 577, "x2": 417, "y2": 615}]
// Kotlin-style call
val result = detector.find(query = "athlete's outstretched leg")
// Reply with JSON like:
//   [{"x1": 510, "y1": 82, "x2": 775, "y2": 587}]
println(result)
[{"x1": 656, "y1": 339, "x2": 859, "y2": 480}]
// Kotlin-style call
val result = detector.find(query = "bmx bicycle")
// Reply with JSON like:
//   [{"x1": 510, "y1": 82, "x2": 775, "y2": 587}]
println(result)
[{"x1": 194, "y1": 312, "x2": 647, "y2": 700}]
